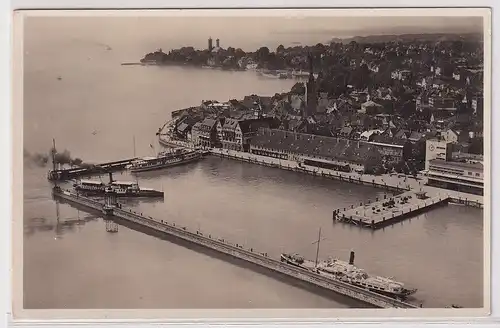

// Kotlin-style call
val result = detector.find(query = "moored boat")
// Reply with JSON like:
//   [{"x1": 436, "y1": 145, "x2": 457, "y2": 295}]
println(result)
[
  {"x1": 280, "y1": 229, "x2": 417, "y2": 301},
  {"x1": 281, "y1": 251, "x2": 417, "y2": 300},
  {"x1": 73, "y1": 179, "x2": 163, "y2": 198},
  {"x1": 128, "y1": 147, "x2": 203, "y2": 173},
  {"x1": 317, "y1": 257, "x2": 417, "y2": 299}
]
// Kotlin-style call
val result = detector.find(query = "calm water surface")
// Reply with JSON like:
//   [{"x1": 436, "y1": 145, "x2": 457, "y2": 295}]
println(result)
[{"x1": 22, "y1": 18, "x2": 484, "y2": 309}]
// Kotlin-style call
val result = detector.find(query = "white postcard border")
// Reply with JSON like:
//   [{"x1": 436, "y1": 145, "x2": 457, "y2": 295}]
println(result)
[{"x1": 4, "y1": 1, "x2": 498, "y2": 327}]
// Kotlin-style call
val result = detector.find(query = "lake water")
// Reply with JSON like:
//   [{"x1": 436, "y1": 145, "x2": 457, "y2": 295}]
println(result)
[{"x1": 22, "y1": 18, "x2": 484, "y2": 309}]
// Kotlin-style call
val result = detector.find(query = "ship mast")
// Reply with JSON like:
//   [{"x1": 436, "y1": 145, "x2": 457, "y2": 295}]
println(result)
[
  {"x1": 133, "y1": 135, "x2": 136, "y2": 158},
  {"x1": 312, "y1": 227, "x2": 325, "y2": 267},
  {"x1": 51, "y1": 138, "x2": 57, "y2": 171},
  {"x1": 51, "y1": 138, "x2": 58, "y2": 186}
]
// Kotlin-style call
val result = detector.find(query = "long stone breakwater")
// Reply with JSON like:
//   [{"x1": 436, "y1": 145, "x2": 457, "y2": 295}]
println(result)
[{"x1": 52, "y1": 187, "x2": 419, "y2": 309}]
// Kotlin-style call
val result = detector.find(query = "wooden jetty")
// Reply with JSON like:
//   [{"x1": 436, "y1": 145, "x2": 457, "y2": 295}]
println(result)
[{"x1": 333, "y1": 191, "x2": 450, "y2": 230}]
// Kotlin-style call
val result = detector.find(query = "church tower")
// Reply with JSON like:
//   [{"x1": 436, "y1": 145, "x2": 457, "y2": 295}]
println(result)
[
  {"x1": 304, "y1": 53, "x2": 317, "y2": 118},
  {"x1": 208, "y1": 37, "x2": 213, "y2": 51}
]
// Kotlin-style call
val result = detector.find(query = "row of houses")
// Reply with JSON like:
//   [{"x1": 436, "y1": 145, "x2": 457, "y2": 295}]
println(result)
[{"x1": 181, "y1": 116, "x2": 279, "y2": 151}]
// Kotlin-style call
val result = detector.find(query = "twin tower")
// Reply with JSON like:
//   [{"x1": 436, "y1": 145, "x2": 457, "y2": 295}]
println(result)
[{"x1": 208, "y1": 37, "x2": 220, "y2": 51}]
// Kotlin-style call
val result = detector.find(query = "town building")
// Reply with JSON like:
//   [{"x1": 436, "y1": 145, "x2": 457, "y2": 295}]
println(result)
[
  {"x1": 471, "y1": 96, "x2": 484, "y2": 117},
  {"x1": 173, "y1": 114, "x2": 201, "y2": 139},
  {"x1": 424, "y1": 139, "x2": 453, "y2": 171},
  {"x1": 442, "y1": 128, "x2": 469, "y2": 144},
  {"x1": 190, "y1": 118, "x2": 218, "y2": 148},
  {"x1": 391, "y1": 69, "x2": 412, "y2": 81},
  {"x1": 218, "y1": 117, "x2": 276, "y2": 151},
  {"x1": 426, "y1": 159, "x2": 483, "y2": 195},
  {"x1": 249, "y1": 128, "x2": 383, "y2": 174},
  {"x1": 369, "y1": 135, "x2": 411, "y2": 164},
  {"x1": 359, "y1": 100, "x2": 383, "y2": 115}
]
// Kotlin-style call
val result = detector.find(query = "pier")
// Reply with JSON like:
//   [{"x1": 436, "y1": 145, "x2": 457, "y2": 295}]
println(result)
[
  {"x1": 333, "y1": 191, "x2": 450, "y2": 230},
  {"x1": 47, "y1": 158, "x2": 137, "y2": 181},
  {"x1": 51, "y1": 186, "x2": 418, "y2": 309}
]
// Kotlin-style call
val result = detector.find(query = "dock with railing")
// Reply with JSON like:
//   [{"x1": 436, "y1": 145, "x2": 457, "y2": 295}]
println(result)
[
  {"x1": 333, "y1": 191, "x2": 450, "y2": 229},
  {"x1": 51, "y1": 186, "x2": 419, "y2": 309}
]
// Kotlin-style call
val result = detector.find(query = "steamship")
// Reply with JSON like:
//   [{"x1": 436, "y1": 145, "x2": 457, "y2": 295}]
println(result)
[
  {"x1": 73, "y1": 178, "x2": 163, "y2": 198},
  {"x1": 280, "y1": 251, "x2": 417, "y2": 300},
  {"x1": 127, "y1": 147, "x2": 203, "y2": 173}
]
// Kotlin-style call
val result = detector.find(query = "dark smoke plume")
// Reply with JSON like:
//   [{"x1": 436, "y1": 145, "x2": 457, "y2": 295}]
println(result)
[
  {"x1": 25, "y1": 147, "x2": 90, "y2": 169},
  {"x1": 24, "y1": 148, "x2": 49, "y2": 167},
  {"x1": 50, "y1": 147, "x2": 90, "y2": 168}
]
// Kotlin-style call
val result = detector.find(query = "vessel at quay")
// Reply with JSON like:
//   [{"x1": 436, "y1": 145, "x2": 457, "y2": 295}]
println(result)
[
  {"x1": 128, "y1": 147, "x2": 203, "y2": 173},
  {"x1": 280, "y1": 252, "x2": 417, "y2": 300},
  {"x1": 73, "y1": 178, "x2": 163, "y2": 198}
]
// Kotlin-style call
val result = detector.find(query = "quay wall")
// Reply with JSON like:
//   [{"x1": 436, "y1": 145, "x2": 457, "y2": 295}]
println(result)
[
  {"x1": 158, "y1": 135, "x2": 483, "y2": 208},
  {"x1": 209, "y1": 148, "x2": 408, "y2": 193},
  {"x1": 52, "y1": 189, "x2": 418, "y2": 309}
]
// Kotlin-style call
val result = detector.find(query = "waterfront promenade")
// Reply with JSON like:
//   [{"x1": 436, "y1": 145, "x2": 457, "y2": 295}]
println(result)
[{"x1": 158, "y1": 135, "x2": 483, "y2": 208}]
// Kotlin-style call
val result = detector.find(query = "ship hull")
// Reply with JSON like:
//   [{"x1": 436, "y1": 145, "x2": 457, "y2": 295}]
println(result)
[
  {"x1": 75, "y1": 188, "x2": 163, "y2": 198},
  {"x1": 114, "y1": 190, "x2": 164, "y2": 197},
  {"x1": 349, "y1": 281, "x2": 417, "y2": 300},
  {"x1": 129, "y1": 154, "x2": 202, "y2": 173}
]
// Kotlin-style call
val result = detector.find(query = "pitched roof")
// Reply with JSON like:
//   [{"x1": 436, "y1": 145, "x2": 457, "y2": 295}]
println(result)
[
  {"x1": 251, "y1": 128, "x2": 381, "y2": 165},
  {"x1": 201, "y1": 118, "x2": 217, "y2": 129},
  {"x1": 394, "y1": 129, "x2": 410, "y2": 139},
  {"x1": 238, "y1": 119, "x2": 273, "y2": 134},
  {"x1": 408, "y1": 131, "x2": 423, "y2": 141},
  {"x1": 340, "y1": 126, "x2": 353, "y2": 135},
  {"x1": 177, "y1": 122, "x2": 190, "y2": 133},
  {"x1": 362, "y1": 100, "x2": 383, "y2": 107},
  {"x1": 371, "y1": 134, "x2": 407, "y2": 146},
  {"x1": 223, "y1": 118, "x2": 239, "y2": 130}
]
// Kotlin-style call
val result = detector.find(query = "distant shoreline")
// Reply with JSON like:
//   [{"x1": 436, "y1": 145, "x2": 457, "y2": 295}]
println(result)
[{"x1": 121, "y1": 61, "x2": 247, "y2": 71}]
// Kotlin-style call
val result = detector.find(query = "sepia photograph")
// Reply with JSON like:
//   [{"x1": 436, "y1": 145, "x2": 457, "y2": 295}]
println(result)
[{"x1": 12, "y1": 7, "x2": 491, "y2": 320}]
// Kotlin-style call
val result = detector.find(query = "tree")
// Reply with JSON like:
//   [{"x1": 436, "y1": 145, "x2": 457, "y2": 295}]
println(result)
[
  {"x1": 451, "y1": 40, "x2": 464, "y2": 54},
  {"x1": 235, "y1": 48, "x2": 246, "y2": 58},
  {"x1": 349, "y1": 63, "x2": 371, "y2": 90},
  {"x1": 276, "y1": 44, "x2": 285, "y2": 54},
  {"x1": 402, "y1": 142, "x2": 413, "y2": 161},
  {"x1": 468, "y1": 137, "x2": 484, "y2": 155},
  {"x1": 256, "y1": 46, "x2": 270, "y2": 61},
  {"x1": 398, "y1": 100, "x2": 417, "y2": 120}
]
